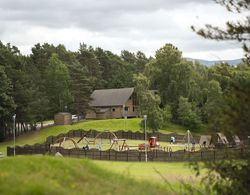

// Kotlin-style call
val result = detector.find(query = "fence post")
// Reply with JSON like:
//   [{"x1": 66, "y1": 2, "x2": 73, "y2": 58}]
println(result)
[
  {"x1": 7, "y1": 147, "x2": 14, "y2": 156},
  {"x1": 115, "y1": 150, "x2": 117, "y2": 161},
  {"x1": 213, "y1": 150, "x2": 216, "y2": 161},
  {"x1": 200, "y1": 151, "x2": 203, "y2": 160},
  {"x1": 127, "y1": 150, "x2": 129, "y2": 161}
]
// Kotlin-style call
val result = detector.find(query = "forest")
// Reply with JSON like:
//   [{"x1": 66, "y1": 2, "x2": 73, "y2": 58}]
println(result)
[{"x1": 0, "y1": 41, "x2": 249, "y2": 141}]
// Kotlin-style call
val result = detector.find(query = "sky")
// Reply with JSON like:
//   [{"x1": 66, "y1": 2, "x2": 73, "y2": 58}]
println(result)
[{"x1": 0, "y1": 0, "x2": 245, "y2": 60}]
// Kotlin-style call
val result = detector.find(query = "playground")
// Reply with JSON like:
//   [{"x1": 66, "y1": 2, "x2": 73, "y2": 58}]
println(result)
[{"x1": 50, "y1": 130, "x2": 200, "y2": 153}]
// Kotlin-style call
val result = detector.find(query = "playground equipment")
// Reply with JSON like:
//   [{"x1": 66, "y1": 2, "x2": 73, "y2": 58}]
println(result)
[
  {"x1": 199, "y1": 135, "x2": 212, "y2": 148},
  {"x1": 138, "y1": 136, "x2": 161, "y2": 151},
  {"x1": 209, "y1": 133, "x2": 229, "y2": 148},
  {"x1": 52, "y1": 137, "x2": 79, "y2": 149},
  {"x1": 182, "y1": 130, "x2": 196, "y2": 152},
  {"x1": 51, "y1": 131, "x2": 163, "y2": 152},
  {"x1": 77, "y1": 130, "x2": 130, "y2": 151},
  {"x1": 149, "y1": 136, "x2": 160, "y2": 149},
  {"x1": 110, "y1": 138, "x2": 129, "y2": 151}
]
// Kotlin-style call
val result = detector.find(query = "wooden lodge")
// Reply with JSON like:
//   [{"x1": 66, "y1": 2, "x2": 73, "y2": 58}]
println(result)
[{"x1": 86, "y1": 88, "x2": 139, "y2": 120}]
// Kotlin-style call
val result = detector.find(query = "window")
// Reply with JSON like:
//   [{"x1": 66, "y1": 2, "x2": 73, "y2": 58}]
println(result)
[
  {"x1": 124, "y1": 107, "x2": 129, "y2": 111},
  {"x1": 112, "y1": 108, "x2": 116, "y2": 112}
]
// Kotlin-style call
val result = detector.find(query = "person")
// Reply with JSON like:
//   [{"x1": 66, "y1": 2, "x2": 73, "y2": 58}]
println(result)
[
  {"x1": 191, "y1": 142, "x2": 195, "y2": 152},
  {"x1": 240, "y1": 140, "x2": 245, "y2": 150},
  {"x1": 173, "y1": 136, "x2": 176, "y2": 144},
  {"x1": 83, "y1": 145, "x2": 89, "y2": 151},
  {"x1": 170, "y1": 136, "x2": 176, "y2": 144},
  {"x1": 170, "y1": 136, "x2": 174, "y2": 144}
]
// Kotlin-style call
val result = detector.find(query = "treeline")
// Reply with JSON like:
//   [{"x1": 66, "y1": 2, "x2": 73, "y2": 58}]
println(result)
[
  {"x1": 0, "y1": 42, "x2": 149, "y2": 140},
  {"x1": 0, "y1": 41, "x2": 249, "y2": 141},
  {"x1": 135, "y1": 44, "x2": 250, "y2": 136}
]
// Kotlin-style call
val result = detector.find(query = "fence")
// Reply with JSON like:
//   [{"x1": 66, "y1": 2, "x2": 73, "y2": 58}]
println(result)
[
  {"x1": 7, "y1": 145, "x2": 249, "y2": 162},
  {"x1": 7, "y1": 129, "x2": 249, "y2": 161},
  {"x1": 45, "y1": 129, "x2": 200, "y2": 145}
]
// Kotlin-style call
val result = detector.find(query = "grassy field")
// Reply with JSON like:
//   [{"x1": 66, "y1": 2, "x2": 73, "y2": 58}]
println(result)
[
  {"x1": 93, "y1": 160, "x2": 204, "y2": 185},
  {"x1": 0, "y1": 118, "x2": 206, "y2": 194},
  {"x1": 0, "y1": 156, "x2": 184, "y2": 195},
  {"x1": 0, "y1": 118, "x2": 188, "y2": 155}
]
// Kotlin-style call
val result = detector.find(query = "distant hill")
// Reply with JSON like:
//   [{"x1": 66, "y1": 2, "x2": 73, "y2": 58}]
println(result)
[{"x1": 185, "y1": 58, "x2": 242, "y2": 67}]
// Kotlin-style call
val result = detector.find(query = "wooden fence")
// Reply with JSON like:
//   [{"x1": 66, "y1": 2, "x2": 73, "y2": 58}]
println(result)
[
  {"x1": 6, "y1": 129, "x2": 249, "y2": 162},
  {"x1": 7, "y1": 145, "x2": 249, "y2": 162},
  {"x1": 45, "y1": 129, "x2": 200, "y2": 145}
]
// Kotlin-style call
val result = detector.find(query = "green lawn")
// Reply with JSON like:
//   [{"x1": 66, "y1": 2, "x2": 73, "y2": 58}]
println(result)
[
  {"x1": 93, "y1": 160, "x2": 204, "y2": 186},
  {"x1": 0, "y1": 156, "x2": 172, "y2": 195},
  {"x1": 0, "y1": 118, "x2": 188, "y2": 155},
  {"x1": 0, "y1": 118, "x2": 206, "y2": 194}
]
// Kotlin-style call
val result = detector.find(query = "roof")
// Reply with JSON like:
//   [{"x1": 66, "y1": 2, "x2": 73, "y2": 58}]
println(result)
[{"x1": 90, "y1": 88, "x2": 134, "y2": 107}]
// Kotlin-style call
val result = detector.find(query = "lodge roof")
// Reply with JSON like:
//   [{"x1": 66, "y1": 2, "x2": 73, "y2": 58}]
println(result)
[{"x1": 90, "y1": 87, "x2": 134, "y2": 107}]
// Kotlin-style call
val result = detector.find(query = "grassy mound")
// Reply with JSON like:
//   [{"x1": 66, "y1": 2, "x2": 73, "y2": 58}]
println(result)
[{"x1": 0, "y1": 156, "x2": 169, "y2": 195}]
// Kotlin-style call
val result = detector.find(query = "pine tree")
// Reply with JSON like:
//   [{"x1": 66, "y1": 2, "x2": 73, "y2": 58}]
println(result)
[
  {"x1": 45, "y1": 53, "x2": 72, "y2": 115},
  {"x1": 0, "y1": 65, "x2": 15, "y2": 140},
  {"x1": 68, "y1": 62, "x2": 92, "y2": 120}
]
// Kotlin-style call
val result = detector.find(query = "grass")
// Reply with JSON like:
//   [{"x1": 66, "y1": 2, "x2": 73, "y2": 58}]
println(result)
[
  {"x1": 0, "y1": 118, "x2": 206, "y2": 194},
  {"x1": 0, "y1": 156, "x2": 173, "y2": 195},
  {"x1": 0, "y1": 118, "x2": 188, "y2": 155},
  {"x1": 93, "y1": 160, "x2": 204, "y2": 186}
]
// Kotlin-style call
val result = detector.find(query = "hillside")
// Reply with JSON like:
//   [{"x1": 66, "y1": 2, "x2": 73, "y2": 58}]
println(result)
[
  {"x1": 0, "y1": 156, "x2": 170, "y2": 195},
  {"x1": 185, "y1": 58, "x2": 242, "y2": 66}
]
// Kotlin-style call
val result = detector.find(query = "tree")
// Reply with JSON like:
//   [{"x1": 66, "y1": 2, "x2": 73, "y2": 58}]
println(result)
[
  {"x1": 177, "y1": 96, "x2": 201, "y2": 130},
  {"x1": 0, "y1": 66, "x2": 15, "y2": 117},
  {"x1": 204, "y1": 80, "x2": 224, "y2": 131},
  {"x1": 208, "y1": 63, "x2": 234, "y2": 91},
  {"x1": 45, "y1": 54, "x2": 72, "y2": 115},
  {"x1": 68, "y1": 62, "x2": 92, "y2": 120},
  {"x1": 189, "y1": 1, "x2": 250, "y2": 194},
  {"x1": 191, "y1": 0, "x2": 250, "y2": 63},
  {"x1": 135, "y1": 51, "x2": 149, "y2": 73},
  {"x1": 161, "y1": 105, "x2": 172, "y2": 128},
  {"x1": 146, "y1": 44, "x2": 194, "y2": 120},
  {"x1": 0, "y1": 65, "x2": 15, "y2": 140},
  {"x1": 222, "y1": 71, "x2": 250, "y2": 135},
  {"x1": 77, "y1": 44, "x2": 104, "y2": 89},
  {"x1": 134, "y1": 74, "x2": 163, "y2": 132},
  {"x1": 0, "y1": 42, "x2": 40, "y2": 129}
]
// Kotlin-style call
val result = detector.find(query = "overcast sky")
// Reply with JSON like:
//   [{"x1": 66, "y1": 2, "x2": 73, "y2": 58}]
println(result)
[{"x1": 0, "y1": 0, "x2": 245, "y2": 60}]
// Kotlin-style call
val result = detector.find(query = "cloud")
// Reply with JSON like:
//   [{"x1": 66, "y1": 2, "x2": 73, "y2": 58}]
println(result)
[{"x1": 0, "y1": 0, "x2": 245, "y2": 60}]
